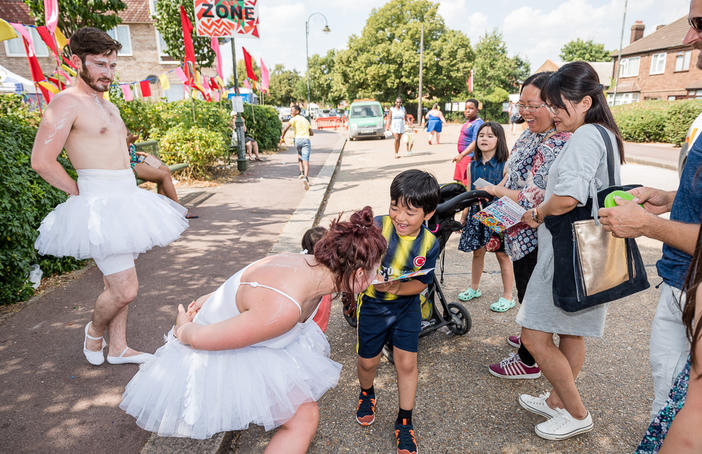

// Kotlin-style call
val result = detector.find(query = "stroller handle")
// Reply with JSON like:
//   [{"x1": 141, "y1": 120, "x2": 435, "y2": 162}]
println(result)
[{"x1": 426, "y1": 189, "x2": 491, "y2": 233}]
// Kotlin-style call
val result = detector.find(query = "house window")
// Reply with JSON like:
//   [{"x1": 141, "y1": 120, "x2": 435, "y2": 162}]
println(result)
[
  {"x1": 619, "y1": 56, "x2": 640, "y2": 77},
  {"x1": 609, "y1": 92, "x2": 640, "y2": 106},
  {"x1": 688, "y1": 89, "x2": 702, "y2": 99},
  {"x1": 4, "y1": 27, "x2": 50, "y2": 57},
  {"x1": 107, "y1": 25, "x2": 132, "y2": 56},
  {"x1": 148, "y1": 0, "x2": 156, "y2": 16},
  {"x1": 649, "y1": 53, "x2": 666, "y2": 75},
  {"x1": 155, "y1": 30, "x2": 178, "y2": 64},
  {"x1": 675, "y1": 50, "x2": 691, "y2": 72}
]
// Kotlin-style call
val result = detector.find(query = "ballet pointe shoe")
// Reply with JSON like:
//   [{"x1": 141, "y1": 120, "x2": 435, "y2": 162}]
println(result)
[
  {"x1": 107, "y1": 347, "x2": 154, "y2": 365},
  {"x1": 83, "y1": 322, "x2": 106, "y2": 366}
]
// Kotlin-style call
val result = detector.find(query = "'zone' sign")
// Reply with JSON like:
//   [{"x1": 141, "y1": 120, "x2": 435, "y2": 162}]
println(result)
[{"x1": 194, "y1": 0, "x2": 260, "y2": 38}]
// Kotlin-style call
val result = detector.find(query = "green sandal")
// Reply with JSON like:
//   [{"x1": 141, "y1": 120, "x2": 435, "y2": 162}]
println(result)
[
  {"x1": 458, "y1": 288, "x2": 481, "y2": 302},
  {"x1": 490, "y1": 297, "x2": 516, "y2": 312}
]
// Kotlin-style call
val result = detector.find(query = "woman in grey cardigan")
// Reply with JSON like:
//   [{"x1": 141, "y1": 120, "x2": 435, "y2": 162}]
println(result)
[{"x1": 516, "y1": 61, "x2": 626, "y2": 441}]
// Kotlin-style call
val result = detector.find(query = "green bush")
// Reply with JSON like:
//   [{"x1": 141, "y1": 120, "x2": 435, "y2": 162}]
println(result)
[
  {"x1": 665, "y1": 100, "x2": 702, "y2": 146},
  {"x1": 158, "y1": 124, "x2": 227, "y2": 178},
  {"x1": 0, "y1": 94, "x2": 41, "y2": 127},
  {"x1": 0, "y1": 115, "x2": 84, "y2": 305},
  {"x1": 239, "y1": 104, "x2": 283, "y2": 151},
  {"x1": 612, "y1": 99, "x2": 702, "y2": 145}
]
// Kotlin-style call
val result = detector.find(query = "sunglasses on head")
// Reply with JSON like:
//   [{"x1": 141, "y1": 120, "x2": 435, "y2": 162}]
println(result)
[{"x1": 689, "y1": 16, "x2": 702, "y2": 32}]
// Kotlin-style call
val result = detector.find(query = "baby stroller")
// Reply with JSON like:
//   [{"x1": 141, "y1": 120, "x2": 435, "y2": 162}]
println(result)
[{"x1": 342, "y1": 183, "x2": 491, "y2": 343}]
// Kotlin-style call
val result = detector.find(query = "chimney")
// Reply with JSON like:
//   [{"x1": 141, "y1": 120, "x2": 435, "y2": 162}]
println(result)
[{"x1": 630, "y1": 21, "x2": 645, "y2": 44}]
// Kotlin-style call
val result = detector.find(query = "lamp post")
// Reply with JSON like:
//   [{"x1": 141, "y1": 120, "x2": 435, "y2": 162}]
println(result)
[{"x1": 305, "y1": 12, "x2": 330, "y2": 114}]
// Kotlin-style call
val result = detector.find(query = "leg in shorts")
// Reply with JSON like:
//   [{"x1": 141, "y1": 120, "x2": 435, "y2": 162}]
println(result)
[
  {"x1": 294, "y1": 138, "x2": 311, "y2": 161},
  {"x1": 357, "y1": 296, "x2": 421, "y2": 358},
  {"x1": 94, "y1": 253, "x2": 138, "y2": 276}
]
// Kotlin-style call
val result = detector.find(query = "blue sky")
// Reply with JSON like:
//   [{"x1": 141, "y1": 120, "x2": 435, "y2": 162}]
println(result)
[{"x1": 221, "y1": 0, "x2": 690, "y2": 80}]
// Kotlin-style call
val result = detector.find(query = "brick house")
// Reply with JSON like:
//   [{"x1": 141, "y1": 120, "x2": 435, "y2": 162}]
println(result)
[
  {"x1": 609, "y1": 16, "x2": 702, "y2": 105},
  {"x1": 535, "y1": 58, "x2": 614, "y2": 90},
  {"x1": 0, "y1": 0, "x2": 216, "y2": 101}
]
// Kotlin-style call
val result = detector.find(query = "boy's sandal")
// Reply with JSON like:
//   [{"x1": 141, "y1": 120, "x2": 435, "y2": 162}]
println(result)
[
  {"x1": 185, "y1": 211, "x2": 199, "y2": 219},
  {"x1": 457, "y1": 288, "x2": 481, "y2": 302},
  {"x1": 490, "y1": 297, "x2": 516, "y2": 312}
]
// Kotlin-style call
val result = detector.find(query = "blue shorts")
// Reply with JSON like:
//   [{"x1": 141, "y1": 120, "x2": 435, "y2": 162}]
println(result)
[
  {"x1": 356, "y1": 295, "x2": 421, "y2": 358},
  {"x1": 294, "y1": 138, "x2": 311, "y2": 161}
]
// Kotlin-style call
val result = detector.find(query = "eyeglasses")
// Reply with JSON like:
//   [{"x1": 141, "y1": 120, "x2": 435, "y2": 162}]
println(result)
[
  {"x1": 689, "y1": 16, "x2": 702, "y2": 32},
  {"x1": 516, "y1": 103, "x2": 546, "y2": 112},
  {"x1": 545, "y1": 104, "x2": 564, "y2": 115}
]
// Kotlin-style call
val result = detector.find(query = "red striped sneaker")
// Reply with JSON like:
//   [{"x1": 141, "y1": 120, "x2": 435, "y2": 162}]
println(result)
[{"x1": 488, "y1": 352, "x2": 541, "y2": 379}]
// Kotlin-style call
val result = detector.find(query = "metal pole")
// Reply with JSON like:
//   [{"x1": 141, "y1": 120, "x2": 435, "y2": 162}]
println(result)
[
  {"x1": 231, "y1": 37, "x2": 247, "y2": 171},
  {"x1": 417, "y1": 23, "x2": 424, "y2": 125},
  {"x1": 611, "y1": 0, "x2": 628, "y2": 105},
  {"x1": 306, "y1": 18, "x2": 310, "y2": 111}
]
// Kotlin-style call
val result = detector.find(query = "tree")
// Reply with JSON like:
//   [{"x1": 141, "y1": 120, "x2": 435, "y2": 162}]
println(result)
[
  {"x1": 266, "y1": 64, "x2": 303, "y2": 107},
  {"x1": 307, "y1": 50, "x2": 345, "y2": 106},
  {"x1": 23, "y1": 0, "x2": 127, "y2": 38},
  {"x1": 153, "y1": 0, "x2": 215, "y2": 68},
  {"x1": 334, "y1": 0, "x2": 473, "y2": 102},
  {"x1": 471, "y1": 30, "x2": 529, "y2": 95},
  {"x1": 228, "y1": 58, "x2": 260, "y2": 89},
  {"x1": 560, "y1": 39, "x2": 611, "y2": 62}
]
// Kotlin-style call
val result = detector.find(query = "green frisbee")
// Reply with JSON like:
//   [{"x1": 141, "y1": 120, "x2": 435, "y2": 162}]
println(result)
[{"x1": 604, "y1": 190, "x2": 636, "y2": 208}]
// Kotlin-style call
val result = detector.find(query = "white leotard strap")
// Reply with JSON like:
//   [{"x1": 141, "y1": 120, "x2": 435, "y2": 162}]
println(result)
[{"x1": 239, "y1": 281, "x2": 302, "y2": 315}]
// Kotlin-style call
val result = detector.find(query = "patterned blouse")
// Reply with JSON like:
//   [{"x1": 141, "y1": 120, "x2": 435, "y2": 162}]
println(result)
[
  {"x1": 503, "y1": 128, "x2": 571, "y2": 260},
  {"x1": 636, "y1": 357, "x2": 690, "y2": 453}
]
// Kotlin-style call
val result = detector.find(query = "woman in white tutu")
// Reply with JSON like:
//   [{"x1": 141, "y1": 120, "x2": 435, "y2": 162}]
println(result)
[{"x1": 120, "y1": 206, "x2": 387, "y2": 452}]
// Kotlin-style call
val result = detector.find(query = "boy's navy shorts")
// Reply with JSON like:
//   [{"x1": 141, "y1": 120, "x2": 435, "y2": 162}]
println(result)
[{"x1": 356, "y1": 295, "x2": 421, "y2": 358}]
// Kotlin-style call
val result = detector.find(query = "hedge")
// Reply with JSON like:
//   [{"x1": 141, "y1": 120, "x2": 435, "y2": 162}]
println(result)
[
  {"x1": 0, "y1": 112, "x2": 84, "y2": 305},
  {"x1": 238, "y1": 104, "x2": 282, "y2": 151},
  {"x1": 612, "y1": 99, "x2": 702, "y2": 145},
  {"x1": 158, "y1": 124, "x2": 227, "y2": 178}
]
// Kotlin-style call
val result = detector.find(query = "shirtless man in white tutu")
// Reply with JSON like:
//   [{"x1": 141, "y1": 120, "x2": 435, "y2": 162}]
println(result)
[
  {"x1": 31, "y1": 28, "x2": 188, "y2": 366},
  {"x1": 120, "y1": 207, "x2": 386, "y2": 453}
]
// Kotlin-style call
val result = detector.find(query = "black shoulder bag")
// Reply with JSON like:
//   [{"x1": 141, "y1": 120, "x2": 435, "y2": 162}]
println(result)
[{"x1": 544, "y1": 124, "x2": 650, "y2": 312}]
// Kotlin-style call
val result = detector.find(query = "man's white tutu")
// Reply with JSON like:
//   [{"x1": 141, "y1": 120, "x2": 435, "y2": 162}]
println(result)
[
  {"x1": 34, "y1": 169, "x2": 187, "y2": 259},
  {"x1": 120, "y1": 268, "x2": 342, "y2": 439}
]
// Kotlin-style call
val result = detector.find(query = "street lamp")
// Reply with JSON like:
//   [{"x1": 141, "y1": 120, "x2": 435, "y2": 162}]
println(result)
[{"x1": 306, "y1": 12, "x2": 330, "y2": 114}]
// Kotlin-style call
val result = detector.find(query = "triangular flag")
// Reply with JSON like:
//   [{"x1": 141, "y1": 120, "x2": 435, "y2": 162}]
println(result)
[
  {"x1": 213, "y1": 90, "x2": 220, "y2": 102},
  {"x1": 139, "y1": 80, "x2": 151, "y2": 97},
  {"x1": 0, "y1": 19, "x2": 18, "y2": 41},
  {"x1": 120, "y1": 84, "x2": 133, "y2": 101},
  {"x1": 260, "y1": 59, "x2": 269, "y2": 93},
  {"x1": 174, "y1": 67, "x2": 188, "y2": 83},
  {"x1": 38, "y1": 80, "x2": 59, "y2": 94},
  {"x1": 103, "y1": 91, "x2": 109, "y2": 100},
  {"x1": 36, "y1": 26, "x2": 59, "y2": 59},
  {"x1": 210, "y1": 36, "x2": 223, "y2": 79},
  {"x1": 44, "y1": 0, "x2": 59, "y2": 34},
  {"x1": 243, "y1": 79, "x2": 250, "y2": 89},
  {"x1": 159, "y1": 73, "x2": 170, "y2": 90},
  {"x1": 180, "y1": 5, "x2": 196, "y2": 81},
  {"x1": 242, "y1": 47, "x2": 257, "y2": 81},
  {"x1": 215, "y1": 76, "x2": 224, "y2": 88},
  {"x1": 60, "y1": 64, "x2": 76, "y2": 77},
  {"x1": 194, "y1": 70, "x2": 201, "y2": 85},
  {"x1": 54, "y1": 27, "x2": 68, "y2": 49}
]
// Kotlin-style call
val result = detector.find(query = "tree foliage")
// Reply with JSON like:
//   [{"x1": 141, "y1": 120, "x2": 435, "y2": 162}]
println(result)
[
  {"x1": 23, "y1": 0, "x2": 126, "y2": 37},
  {"x1": 334, "y1": 0, "x2": 473, "y2": 102},
  {"x1": 153, "y1": 0, "x2": 215, "y2": 68},
  {"x1": 472, "y1": 30, "x2": 529, "y2": 96},
  {"x1": 307, "y1": 50, "x2": 345, "y2": 106},
  {"x1": 266, "y1": 64, "x2": 304, "y2": 106},
  {"x1": 560, "y1": 38, "x2": 611, "y2": 62}
]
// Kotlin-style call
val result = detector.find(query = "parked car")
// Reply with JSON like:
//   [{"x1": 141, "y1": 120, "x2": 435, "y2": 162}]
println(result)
[
  {"x1": 678, "y1": 111, "x2": 702, "y2": 176},
  {"x1": 278, "y1": 107, "x2": 291, "y2": 122},
  {"x1": 347, "y1": 100, "x2": 385, "y2": 140}
]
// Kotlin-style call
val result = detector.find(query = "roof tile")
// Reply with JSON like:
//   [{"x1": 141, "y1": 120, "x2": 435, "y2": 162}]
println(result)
[{"x1": 614, "y1": 16, "x2": 691, "y2": 56}]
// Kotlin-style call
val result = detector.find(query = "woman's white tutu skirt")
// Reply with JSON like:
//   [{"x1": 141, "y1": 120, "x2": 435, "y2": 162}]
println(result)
[
  {"x1": 34, "y1": 169, "x2": 187, "y2": 259},
  {"x1": 120, "y1": 323, "x2": 341, "y2": 439}
]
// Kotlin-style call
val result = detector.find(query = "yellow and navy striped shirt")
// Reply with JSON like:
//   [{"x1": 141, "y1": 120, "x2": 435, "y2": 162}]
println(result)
[{"x1": 361, "y1": 215, "x2": 440, "y2": 303}]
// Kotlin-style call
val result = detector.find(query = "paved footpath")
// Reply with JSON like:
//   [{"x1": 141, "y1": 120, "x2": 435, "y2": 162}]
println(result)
[
  {"x1": 0, "y1": 130, "x2": 343, "y2": 454},
  {"x1": 235, "y1": 123, "x2": 680, "y2": 453}
]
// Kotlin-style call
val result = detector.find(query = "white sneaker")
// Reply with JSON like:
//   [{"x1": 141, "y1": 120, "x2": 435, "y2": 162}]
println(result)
[
  {"x1": 518, "y1": 392, "x2": 561, "y2": 419},
  {"x1": 535, "y1": 408, "x2": 593, "y2": 440},
  {"x1": 303, "y1": 177, "x2": 310, "y2": 190}
]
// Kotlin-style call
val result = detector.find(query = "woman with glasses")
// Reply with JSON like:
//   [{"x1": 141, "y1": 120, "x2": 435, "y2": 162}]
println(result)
[
  {"x1": 516, "y1": 61, "x2": 625, "y2": 440},
  {"x1": 482, "y1": 72, "x2": 570, "y2": 382},
  {"x1": 387, "y1": 97, "x2": 408, "y2": 159}
]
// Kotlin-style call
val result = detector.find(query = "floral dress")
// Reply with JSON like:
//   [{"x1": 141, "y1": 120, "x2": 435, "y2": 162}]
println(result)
[
  {"x1": 502, "y1": 129, "x2": 570, "y2": 260},
  {"x1": 636, "y1": 357, "x2": 691, "y2": 453}
]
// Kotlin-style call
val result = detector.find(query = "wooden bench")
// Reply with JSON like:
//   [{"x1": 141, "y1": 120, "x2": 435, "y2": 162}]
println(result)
[{"x1": 134, "y1": 140, "x2": 189, "y2": 185}]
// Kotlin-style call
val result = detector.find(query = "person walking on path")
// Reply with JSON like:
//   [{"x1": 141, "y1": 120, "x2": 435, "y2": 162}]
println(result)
[
  {"x1": 483, "y1": 72, "x2": 571, "y2": 380},
  {"x1": 120, "y1": 207, "x2": 387, "y2": 453},
  {"x1": 281, "y1": 104, "x2": 314, "y2": 190},
  {"x1": 387, "y1": 97, "x2": 408, "y2": 159},
  {"x1": 598, "y1": 1, "x2": 702, "y2": 419},
  {"x1": 452, "y1": 99, "x2": 483, "y2": 186},
  {"x1": 31, "y1": 27, "x2": 188, "y2": 367},
  {"x1": 423, "y1": 103, "x2": 446, "y2": 145},
  {"x1": 456, "y1": 121, "x2": 515, "y2": 313},
  {"x1": 508, "y1": 101, "x2": 520, "y2": 136},
  {"x1": 516, "y1": 61, "x2": 625, "y2": 440}
]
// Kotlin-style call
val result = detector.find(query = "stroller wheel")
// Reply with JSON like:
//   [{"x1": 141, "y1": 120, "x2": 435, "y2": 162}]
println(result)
[{"x1": 447, "y1": 303, "x2": 471, "y2": 335}]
